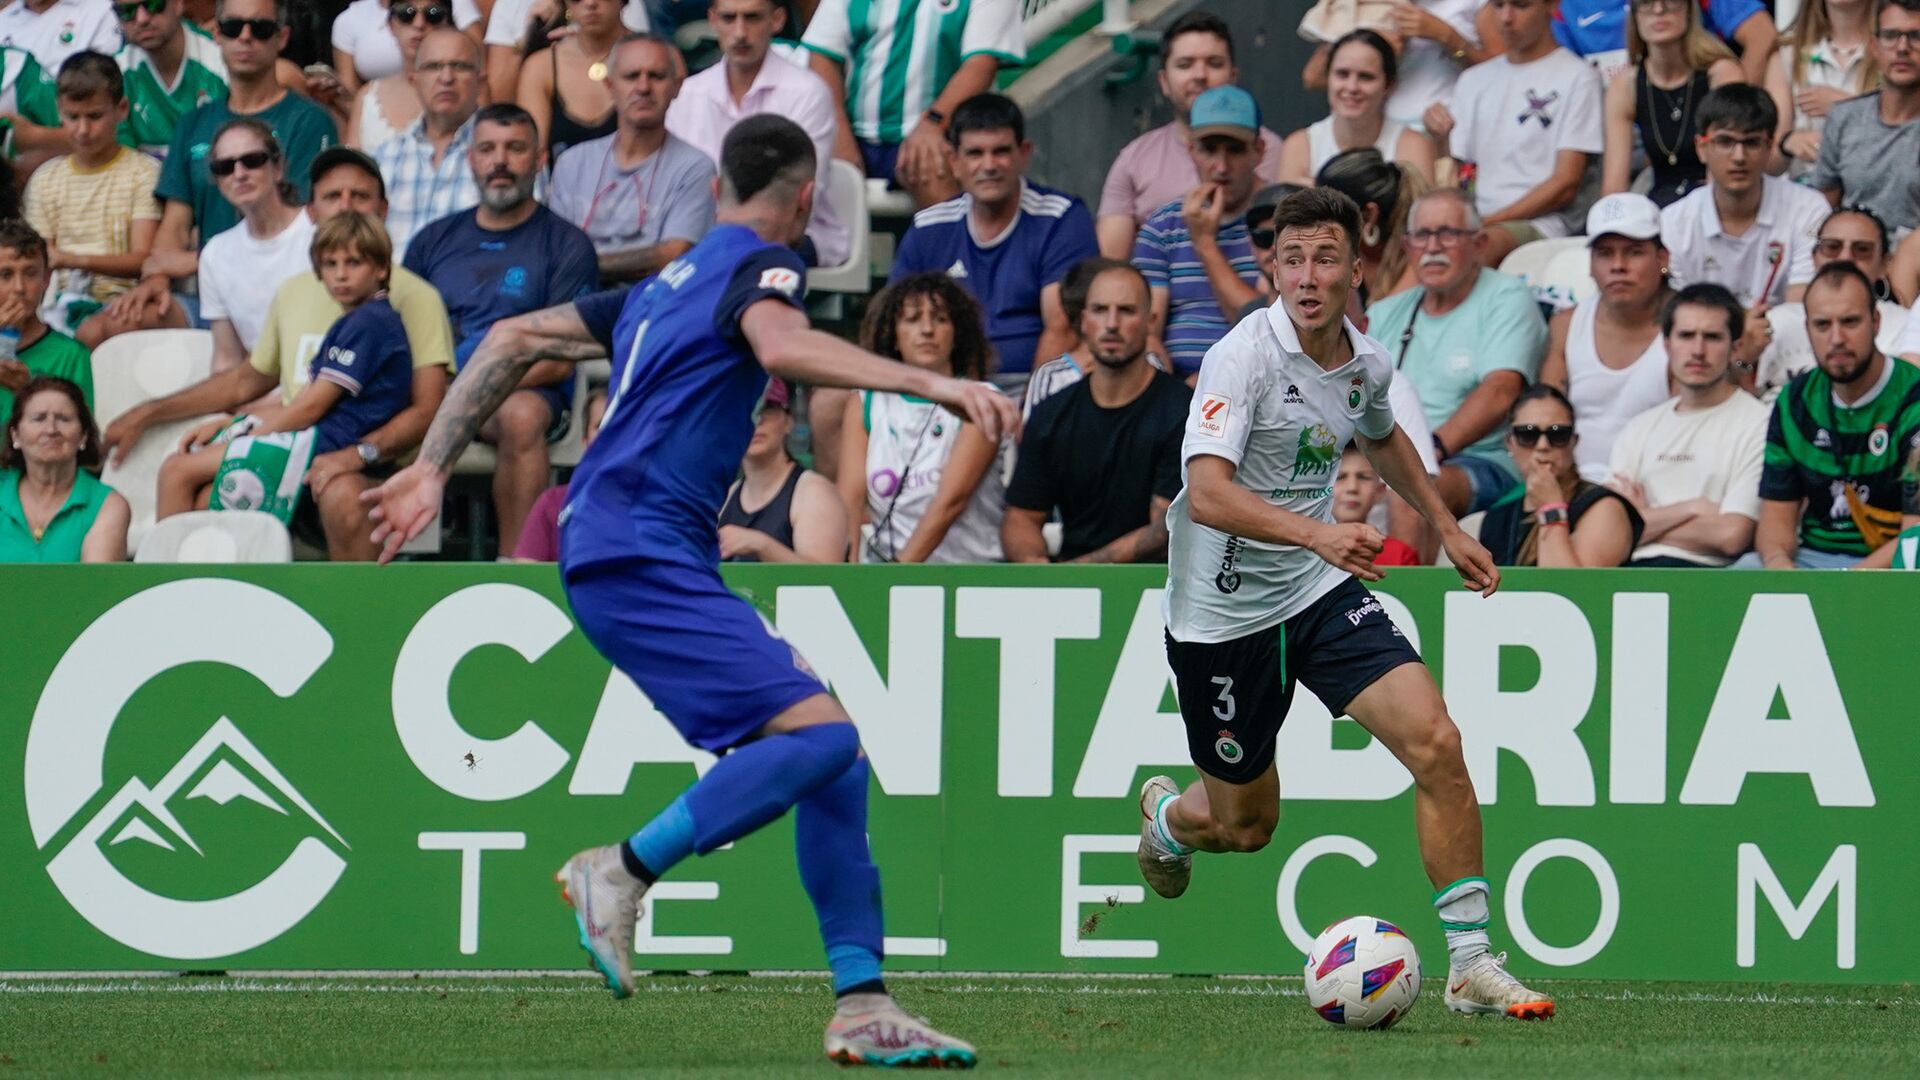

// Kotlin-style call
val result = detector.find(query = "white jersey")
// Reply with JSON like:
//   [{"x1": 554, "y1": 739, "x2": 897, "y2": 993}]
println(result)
[
  {"x1": 1165, "y1": 309, "x2": 1399, "y2": 643},
  {"x1": 859, "y1": 390, "x2": 1005, "y2": 563}
]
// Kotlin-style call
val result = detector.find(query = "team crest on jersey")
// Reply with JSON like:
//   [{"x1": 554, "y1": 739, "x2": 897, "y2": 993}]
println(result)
[
  {"x1": 1347, "y1": 375, "x2": 1365, "y2": 413},
  {"x1": 1290, "y1": 423, "x2": 1339, "y2": 481},
  {"x1": 1196, "y1": 394, "x2": 1230, "y2": 437},
  {"x1": 1215, "y1": 730, "x2": 1243, "y2": 764},
  {"x1": 758, "y1": 267, "x2": 801, "y2": 296},
  {"x1": 1870, "y1": 424, "x2": 1891, "y2": 457}
]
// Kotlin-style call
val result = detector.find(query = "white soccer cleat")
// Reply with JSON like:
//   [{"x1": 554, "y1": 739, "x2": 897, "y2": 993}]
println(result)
[
  {"x1": 1444, "y1": 950, "x2": 1555, "y2": 1019},
  {"x1": 824, "y1": 1000, "x2": 978, "y2": 1069},
  {"x1": 1135, "y1": 774, "x2": 1192, "y2": 899},
  {"x1": 556, "y1": 844, "x2": 646, "y2": 999}
]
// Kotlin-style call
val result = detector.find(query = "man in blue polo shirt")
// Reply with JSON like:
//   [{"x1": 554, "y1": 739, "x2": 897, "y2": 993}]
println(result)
[
  {"x1": 889, "y1": 93, "x2": 1096, "y2": 392},
  {"x1": 402, "y1": 103, "x2": 599, "y2": 555},
  {"x1": 1554, "y1": 0, "x2": 1776, "y2": 85},
  {"x1": 1130, "y1": 85, "x2": 1266, "y2": 382}
]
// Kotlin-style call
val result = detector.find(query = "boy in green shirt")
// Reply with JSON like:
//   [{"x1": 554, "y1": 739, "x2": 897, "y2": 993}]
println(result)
[{"x1": 0, "y1": 220, "x2": 94, "y2": 430}]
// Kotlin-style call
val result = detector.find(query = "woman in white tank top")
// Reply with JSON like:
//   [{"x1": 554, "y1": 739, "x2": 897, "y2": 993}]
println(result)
[
  {"x1": 342, "y1": 4, "x2": 429, "y2": 154},
  {"x1": 837, "y1": 274, "x2": 1006, "y2": 563},
  {"x1": 1540, "y1": 194, "x2": 1677, "y2": 482},
  {"x1": 1278, "y1": 30, "x2": 1435, "y2": 186}
]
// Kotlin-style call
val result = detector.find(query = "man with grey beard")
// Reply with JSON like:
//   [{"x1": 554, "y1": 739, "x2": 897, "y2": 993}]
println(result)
[
  {"x1": 402, "y1": 102, "x2": 600, "y2": 555},
  {"x1": 1364, "y1": 188, "x2": 1548, "y2": 519}
]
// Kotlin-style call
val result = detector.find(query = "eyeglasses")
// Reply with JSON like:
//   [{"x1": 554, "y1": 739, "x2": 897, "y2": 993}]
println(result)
[
  {"x1": 208, "y1": 149, "x2": 275, "y2": 176},
  {"x1": 1816, "y1": 238, "x2": 1882, "y2": 261},
  {"x1": 1408, "y1": 226, "x2": 1474, "y2": 247},
  {"x1": 1510, "y1": 423, "x2": 1575, "y2": 448},
  {"x1": 417, "y1": 59, "x2": 481, "y2": 77},
  {"x1": 113, "y1": 0, "x2": 167, "y2": 21},
  {"x1": 390, "y1": 3, "x2": 451, "y2": 26},
  {"x1": 216, "y1": 16, "x2": 281, "y2": 40},
  {"x1": 1630, "y1": 0, "x2": 1684, "y2": 11},
  {"x1": 1703, "y1": 133, "x2": 1770, "y2": 154},
  {"x1": 1876, "y1": 28, "x2": 1920, "y2": 49}
]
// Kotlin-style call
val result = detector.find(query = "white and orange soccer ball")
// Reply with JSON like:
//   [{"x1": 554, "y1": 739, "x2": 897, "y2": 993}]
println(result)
[{"x1": 1304, "y1": 915, "x2": 1423, "y2": 1030}]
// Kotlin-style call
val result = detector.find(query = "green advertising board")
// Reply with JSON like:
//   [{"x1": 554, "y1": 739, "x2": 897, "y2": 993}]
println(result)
[{"x1": 1, "y1": 566, "x2": 1910, "y2": 984}]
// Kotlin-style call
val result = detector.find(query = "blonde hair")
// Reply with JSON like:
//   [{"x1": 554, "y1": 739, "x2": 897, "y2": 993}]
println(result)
[
  {"x1": 1627, "y1": 0, "x2": 1736, "y2": 69},
  {"x1": 309, "y1": 212, "x2": 393, "y2": 285},
  {"x1": 1375, "y1": 163, "x2": 1430, "y2": 295},
  {"x1": 1789, "y1": 0, "x2": 1880, "y2": 91}
]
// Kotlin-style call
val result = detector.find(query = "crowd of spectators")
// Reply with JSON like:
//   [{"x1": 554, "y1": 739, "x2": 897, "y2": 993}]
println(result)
[{"x1": 2, "y1": 0, "x2": 1918, "y2": 572}]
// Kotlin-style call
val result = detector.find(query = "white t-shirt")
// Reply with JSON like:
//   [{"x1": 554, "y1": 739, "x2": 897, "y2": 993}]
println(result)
[
  {"x1": 1385, "y1": 0, "x2": 1482, "y2": 129},
  {"x1": 334, "y1": 0, "x2": 482, "y2": 82},
  {"x1": 1164, "y1": 310, "x2": 1398, "y2": 643},
  {"x1": 1660, "y1": 175, "x2": 1829, "y2": 308},
  {"x1": 198, "y1": 212, "x2": 318, "y2": 351},
  {"x1": 1563, "y1": 296, "x2": 1672, "y2": 482},
  {"x1": 1447, "y1": 47, "x2": 1604, "y2": 237},
  {"x1": 0, "y1": 0, "x2": 119, "y2": 72},
  {"x1": 483, "y1": 0, "x2": 648, "y2": 48},
  {"x1": 1759, "y1": 297, "x2": 1912, "y2": 400},
  {"x1": 859, "y1": 390, "x2": 1006, "y2": 563},
  {"x1": 1306, "y1": 117, "x2": 1411, "y2": 178},
  {"x1": 1607, "y1": 389, "x2": 1769, "y2": 566}
]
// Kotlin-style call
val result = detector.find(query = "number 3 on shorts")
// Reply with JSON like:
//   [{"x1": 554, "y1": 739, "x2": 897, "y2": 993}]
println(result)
[{"x1": 1211, "y1": 675, "x2": 1236, "y2": 722}]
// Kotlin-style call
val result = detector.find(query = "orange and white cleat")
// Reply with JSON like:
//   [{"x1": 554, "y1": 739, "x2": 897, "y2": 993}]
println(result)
[
  {"x1": 824, "y1": 1000, "x2": 977, "y2": 1069},
  {"x1": 556, "y1": 844, "x2": 647, "y2": 999},
  {"x1": 1444, "y1": 951, "x2": 1556, "y2": 1019}
]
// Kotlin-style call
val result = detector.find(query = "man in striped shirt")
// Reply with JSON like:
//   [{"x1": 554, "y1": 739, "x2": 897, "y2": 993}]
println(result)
[
  {"x1": 801, "y1": 0, "x2": 1023, "y2": 208},
  {"x1": 115, "y1": 0, "x2": 228, "y2": 156},
  {"x1": 371, "y1": 28, "x2": 482, "y2": 263},
  {"x1": 1131, "y1": 85, "x2": 1267, "y2": 381}
]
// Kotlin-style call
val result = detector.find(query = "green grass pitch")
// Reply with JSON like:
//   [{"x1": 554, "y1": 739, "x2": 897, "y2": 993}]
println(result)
[{"x1": 1, "y1": 973, "x2": 1915, "y2": 1077}]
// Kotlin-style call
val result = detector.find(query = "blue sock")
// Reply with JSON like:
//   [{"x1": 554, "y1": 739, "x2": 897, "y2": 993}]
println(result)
[
  {"x1": 624, "y1": 793, "x2": 694, "y2": 883},
  {"x1": 796, "y1": 755, "x2": 886, "y2": 996},
  {"x1": 681, "y1": 722, "x2": 862, "y2": 854}
]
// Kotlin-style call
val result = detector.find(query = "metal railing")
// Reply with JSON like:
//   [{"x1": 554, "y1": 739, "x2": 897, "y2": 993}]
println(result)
[{"x1": 1022, "y1": 0, "x2": 1133, "y2": 46}]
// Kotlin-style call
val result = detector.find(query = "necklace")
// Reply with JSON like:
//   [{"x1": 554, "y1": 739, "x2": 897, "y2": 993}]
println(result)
[
  {"x1": 582, "y1": 38, "x2": 616, "y2": 82},
  {"x1": 1643, "y1": 68, "x2": 1696, "y2": 167}
]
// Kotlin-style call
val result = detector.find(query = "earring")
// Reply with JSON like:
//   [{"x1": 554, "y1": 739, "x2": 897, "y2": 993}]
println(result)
[{"x1": 1363, "y1": 223, "x2": 1382, "y2": 246}]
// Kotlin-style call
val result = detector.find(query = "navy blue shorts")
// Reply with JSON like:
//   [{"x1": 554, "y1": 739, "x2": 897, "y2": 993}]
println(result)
[
  {"x1": 859, "y1": 139, "x2": 900, "y2": 189},
  {"x1": 563, "y1": 557, "x2": 830, "y2": 752},
  {"x1": 1166, "y1": 576, "x2": 1421, "y2": 785},
  {"x1": 528, "y1": 382, "x2": 573, "y2": 444}
]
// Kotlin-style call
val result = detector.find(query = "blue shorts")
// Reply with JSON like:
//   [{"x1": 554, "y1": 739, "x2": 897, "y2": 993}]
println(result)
[
  {"x1": 1447, "y1": 453, "x2": 1518, "y2": 515},
  {"x1": 859, "y1": 139, "x2": 900, "y2": 189},
  {"x1": 563, "y1": 557, "x2": 830, "y2": 752},
  {"x1": 527, "y1": 382, "x2": 574, "y2": 444}
]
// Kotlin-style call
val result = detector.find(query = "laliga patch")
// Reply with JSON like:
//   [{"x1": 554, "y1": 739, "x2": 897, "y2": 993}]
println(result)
[
  {"x1": 758, "y1": 267, "x2": 802, "y2": 296},
  {"x1": 1196, "y1": 394, "x2": 1231, "y2": 438}
]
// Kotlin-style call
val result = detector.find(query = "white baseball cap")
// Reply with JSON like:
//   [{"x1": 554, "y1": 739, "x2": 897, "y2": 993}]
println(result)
[{"x1": 1585, "y1": 193, "x2": 1662, "y2": 244}]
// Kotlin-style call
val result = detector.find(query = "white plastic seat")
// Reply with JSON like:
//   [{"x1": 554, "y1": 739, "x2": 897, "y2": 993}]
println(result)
[
  {"x1": 1537, "y1": 242, "x2": 1600, "y2": 309},
  {"x1": 1498, "y1": 235, "x2": 1590, "y2": 312},
  {"x1": 808, "y1": 159, "x2": 873, "y2": 295},
  {"x1": 88, "y1": 328, "x2": 216, "y2": 557},
  {"x1": 135, "y1": 509, "x2": 291, "y2": 563}
]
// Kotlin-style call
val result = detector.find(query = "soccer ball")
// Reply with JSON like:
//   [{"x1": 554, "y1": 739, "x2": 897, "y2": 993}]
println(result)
[{"x1": 1304, "y1": 915, "x2": 1422, "y2": 1030}]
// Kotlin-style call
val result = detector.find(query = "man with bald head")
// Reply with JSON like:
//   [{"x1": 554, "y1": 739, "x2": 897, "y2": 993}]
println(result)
[
  {"x1": 550, "y1": 33, "x2": 717, "y2": 284},
  {"x1": 372, "y1": 27, "x2": 487, "y2": 261}
]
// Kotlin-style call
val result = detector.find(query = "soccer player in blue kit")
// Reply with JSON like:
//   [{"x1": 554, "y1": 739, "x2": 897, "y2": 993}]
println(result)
[{"x1": 365, "y1": 114, "x2": 1015, "y2": 1068}]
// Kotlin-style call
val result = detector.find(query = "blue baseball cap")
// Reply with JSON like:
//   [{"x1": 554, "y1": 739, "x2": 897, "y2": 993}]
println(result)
[{"x1": 1190, "y1": 86, "x2": 1260, "y2": 144}]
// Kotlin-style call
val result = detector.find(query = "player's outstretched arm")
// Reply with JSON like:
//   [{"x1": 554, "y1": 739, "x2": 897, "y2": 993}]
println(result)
[
  {"x1": 740, "y1": 298, "x2": 1020, "y2": 443},
  {"x1": 1356, "y1": 424, "x2": 1498, "y2": 596},
  {"x1": 1186, "y1": 454, "x2": 1385, "y2": 582},
  {"x1": 361, "y1": 303, "x2": 607, "y2": 563}
]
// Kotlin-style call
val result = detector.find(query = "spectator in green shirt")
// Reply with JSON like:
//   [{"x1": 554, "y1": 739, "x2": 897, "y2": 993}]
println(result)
[
  {"x1": 116, "y1": 0, "x2": 233, "y2": 155},
  {"x1": 0, "y1": 374, "x2": 127, "y2": 563},
  {"x1": 0, "y1": 220, "x2": 94, "y2": 432}
]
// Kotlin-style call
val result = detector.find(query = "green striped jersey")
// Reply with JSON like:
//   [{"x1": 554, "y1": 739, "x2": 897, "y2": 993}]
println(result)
[
  {"x1": 118, "y1": 26, "x2": 228, "y2": 155},
  {"x1": 1760, "y1": 358, "x2": 1920, "y2": 555},
  {"x1": 0, "y1": 44, "x2": 59, "y2": 154},
  {"x1": 800, "y1": 0, "x2": 1024, "y2": 144}
]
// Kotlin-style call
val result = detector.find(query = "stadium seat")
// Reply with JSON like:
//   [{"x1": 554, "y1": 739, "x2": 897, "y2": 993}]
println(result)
[
  {"x1": 135, "y1": 509, "x2": 292, "y2": 563},
  {"x1": 1538, "y1": 241, "x2": 1600, "y2": 309},
  {"x1": 88, "y1": 328, "x2": 216, "y2": 557},
  {"x1": 1499, "y1": 236, "x2": 1590, "y2": 312},
  {"x1": 808, "y1": 159, "x2": 873, "y2": 295}
]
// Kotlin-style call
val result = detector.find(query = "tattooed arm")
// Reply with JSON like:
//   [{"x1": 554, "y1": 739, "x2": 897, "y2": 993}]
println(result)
[
  {"x1": 364, "y1": 303, "x2": 607, "y2": 561},
  {"x1": 1069, "y1": 496, "x2": 1172, "y2": 564}
]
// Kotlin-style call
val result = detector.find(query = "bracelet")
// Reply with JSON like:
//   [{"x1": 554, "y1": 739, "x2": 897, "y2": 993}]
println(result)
[
  {"x1": 1431, "y1": 432, "x2": 1450, "y2": 461},
  {"x1": 1537, "y1": 502, "x2": 1570, "y2": 527},
  {"x1": 1778, "y1": 131, "x2": 1796, "y2": 161}
]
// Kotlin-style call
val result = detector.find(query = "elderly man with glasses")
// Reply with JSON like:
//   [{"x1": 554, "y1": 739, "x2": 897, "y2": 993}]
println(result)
[{"x1": 371, "y1": 26, "x2": 488, "y2": 262}]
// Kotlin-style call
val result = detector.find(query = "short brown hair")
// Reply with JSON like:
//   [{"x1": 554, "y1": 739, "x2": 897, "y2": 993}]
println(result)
[
  {"x1": 310, "y1": 211, "x2": 393, "y2": 281},
  {"x1": 1271, "y1": 186, "x2": 1364, "y2": 258},
  {"x1": 55, "y1": 50, "x2": 122, "y2": 104},
  {"x1": 2, "y1": 376, "x2": 101, "y2": 471},
  {"x1": 0, "y1": 219, "x2": 50, "y2": 267}
]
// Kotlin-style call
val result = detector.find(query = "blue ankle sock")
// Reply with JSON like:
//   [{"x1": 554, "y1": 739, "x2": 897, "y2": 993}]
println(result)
[
  {"x1": 682, "y1": 722, "x2": 862, "y2": 854},
  {"x1": 625, "y1": 793, "x2": 694, "y2": 882},
  {"x1": 797, "y1": 755, "x2": 886, "y2": 995}
]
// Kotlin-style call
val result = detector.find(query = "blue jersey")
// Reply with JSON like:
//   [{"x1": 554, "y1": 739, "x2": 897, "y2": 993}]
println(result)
[
  {"x1": 402, "y1": 204, "x2": 600, "y2": 371},
  {"x1": 561, "y1": 224, "x2": 808, "y2": 572},
  {"x1": 889, "y1": 181, "x2": 1096, "y2": 376},
  {"x1": 1553, "y1": 0, "x2": 1763, "y2": 59},
  {"x1": 307, "y1": 295, "x2": 413, "y2": 454}
]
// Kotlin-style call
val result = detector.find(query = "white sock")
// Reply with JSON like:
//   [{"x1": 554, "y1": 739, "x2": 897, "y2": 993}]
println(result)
[
  {"x1": 1433, "y1": 876, "x2": 1491, "y2": 968},
  {"x1": 1151, "y1": 794, "x2": 1195, "y2": 856}
]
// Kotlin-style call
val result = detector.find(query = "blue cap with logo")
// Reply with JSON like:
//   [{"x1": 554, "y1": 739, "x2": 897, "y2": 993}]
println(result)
[{"x1": 1190, "y1": 86, "x2": 1261, "y2": 144}]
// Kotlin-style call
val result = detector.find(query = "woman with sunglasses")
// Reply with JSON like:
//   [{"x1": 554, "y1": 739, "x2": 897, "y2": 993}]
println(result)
[
  {"x1": 343, "y1": 2, "x2": 444, "y2": 152},
  {"x1": 517, "y1": 0, "x2": 621, "y2": 164},
  {"x1": 1767, "y1": 0, "x2": 1878, "y2": 180},
  {"x1": 1278, "y1": 30, "x2": 1434, "y2": 188},
  {"x1": 1478, "y1": 384, "x2": 1643, "y2": 567},
  {"x1": 332, "y1": 0, "x2": 482, "y2": 94},
  {"x1": 195, "y1": 120, "x2": 312, "y2": 373},
  {"x1": 1601, "y1": 0, "x2": 1741, "y2": 207},
  {"x1": 1763, "y1": 205, "x2": 1915, "y2": 397}
]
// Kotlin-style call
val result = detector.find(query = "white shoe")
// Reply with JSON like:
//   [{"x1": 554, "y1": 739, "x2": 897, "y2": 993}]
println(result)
[
  {"x1": 1135, "y1": 774, "x2": 1192, "y2": 899},
  {"x1": 824, "y1": 999, "x2": 977, "y2": 1069},
  {"x1": 1443, "y1": 950, "x2": 1555, "y2": 1019},
  {"x1": 556, "y1": 845, "x2": 647, "y2": 999}
]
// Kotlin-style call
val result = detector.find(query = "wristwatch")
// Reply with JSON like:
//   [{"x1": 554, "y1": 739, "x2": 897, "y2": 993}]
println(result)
[
  {"x1": 355, "y1": 442, "x2": 380, "y2": 467},
  {"x1": 923, "y1": 106, "x2": 947, "y2": 129},
  {"x1": 1537, "y1": 504, "x2": 1570, "y2": 527}
]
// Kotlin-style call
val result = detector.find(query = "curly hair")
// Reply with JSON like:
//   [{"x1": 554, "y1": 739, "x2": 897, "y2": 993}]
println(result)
[{"x1": 859, "y1": 273, "x2": 995, "y2": 381}]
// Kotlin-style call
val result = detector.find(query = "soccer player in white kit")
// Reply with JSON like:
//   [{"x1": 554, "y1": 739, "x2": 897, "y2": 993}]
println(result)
[{"x1": 1136, "y1": 188, "x2": 1555, "y2": 1019}]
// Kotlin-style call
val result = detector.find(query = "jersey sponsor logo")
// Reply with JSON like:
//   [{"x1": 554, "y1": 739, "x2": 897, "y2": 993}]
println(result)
[
  {"x1": 1869, "y1": 424, "x2": 1890, "y2": 457},
  {"x1": 1214, "y1": 534, "x2": 1245, "y2": 594},
  {"x1": 1290, "y1": 423, "x2": 1339, "y2": 481},
  {"x1": 1196, "y1": 394, "x2": 1231, "y2": 437},
  {"x1": 660, "y1": 259, "x2": 696, "y2": 289},
  {"x1": 327, "y1": 345, "x2": 357, "y2": 367},
  {"x1": 1345, "y1": 596, "x2": 1384, "y2": 627},
  {"x1": 758, "y1": 267, "x2": 802, "y2": 296},
  {"x1": 1283, "y1": 384, "x2": 1304, "y2": 404},
  {"x1": 1814, "y1": 428, "x2": 1833, "y2": 450},
  {"x1": 1576, "y1": 10, "x2": 1606, "y2": 27}
]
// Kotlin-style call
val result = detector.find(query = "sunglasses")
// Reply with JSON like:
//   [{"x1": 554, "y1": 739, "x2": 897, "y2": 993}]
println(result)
[
  {"x1": 390, "y1": 3, "x2": 451, "y2": 25},
  {"x1": 216, "y1": 16, "x2": 281, "y2": 40},
  {"x1": 1510, "y1": 423, "x2": 1575, "y2": 448},
  {"x1": 114, "y1": 0, "x2": 167, "y2": 21},
  {"x1": 209, "y1": 149, "x2": 275, "y2": 176}
]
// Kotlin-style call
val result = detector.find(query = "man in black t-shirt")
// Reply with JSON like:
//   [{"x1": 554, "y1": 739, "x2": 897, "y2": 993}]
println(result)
[{"x1": 1004, "y1": 260, "x2": 1192, "y2": 562}]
